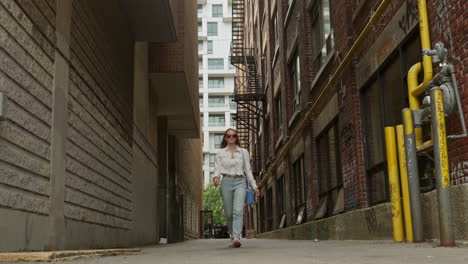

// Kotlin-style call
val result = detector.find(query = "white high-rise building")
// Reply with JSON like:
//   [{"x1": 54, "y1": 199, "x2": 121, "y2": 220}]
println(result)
[{"x1": 198, "y1": 0, "x2": 236, "y2": 188}]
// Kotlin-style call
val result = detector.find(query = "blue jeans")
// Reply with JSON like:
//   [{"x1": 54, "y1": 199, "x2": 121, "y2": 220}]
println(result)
[{"x1": 220, "y1": 177, "x2": 246, "y2": 239}]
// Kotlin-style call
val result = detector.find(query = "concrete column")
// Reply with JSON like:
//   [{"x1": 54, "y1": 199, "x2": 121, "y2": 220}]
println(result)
[{"x1": 48, "y1": 0, "x2": 73, "y2": 250}]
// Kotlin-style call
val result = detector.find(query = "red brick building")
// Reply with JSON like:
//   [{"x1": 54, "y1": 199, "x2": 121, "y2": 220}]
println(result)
[{"x1": 234, "y1": 0, "x2": 468, "y2": 240}]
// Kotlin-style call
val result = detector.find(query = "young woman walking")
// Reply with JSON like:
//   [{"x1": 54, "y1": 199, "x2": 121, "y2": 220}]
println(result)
[{"x1": 213, "y1": 128, "x2": 260, "y2": 248}]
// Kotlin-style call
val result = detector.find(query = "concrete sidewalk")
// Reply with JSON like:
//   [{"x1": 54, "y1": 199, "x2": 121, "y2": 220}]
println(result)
[
  {"x1": 0, "y1": 248, "x2": 140, "y2": 262},
  {"x1": 6, "y1": 239, "x2": 465, "y2": 264}
]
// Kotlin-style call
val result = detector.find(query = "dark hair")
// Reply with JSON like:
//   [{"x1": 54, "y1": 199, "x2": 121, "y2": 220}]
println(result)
[{"x1": 220, "y1": 128, "x2": 241, "y2": 148}]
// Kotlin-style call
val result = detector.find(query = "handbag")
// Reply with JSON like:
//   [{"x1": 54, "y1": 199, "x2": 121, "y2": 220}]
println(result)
[{"x1": 241, "y1": 149, "x2": 256, "y2": 205}]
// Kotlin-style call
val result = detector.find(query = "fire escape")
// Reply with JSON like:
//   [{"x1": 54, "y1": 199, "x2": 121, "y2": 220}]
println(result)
[{"x1": 230, "y1": 0, "x2": 265, "y2": 156}]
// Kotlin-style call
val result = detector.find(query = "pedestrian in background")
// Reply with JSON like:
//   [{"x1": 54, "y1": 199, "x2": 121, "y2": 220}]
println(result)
[{"x1": 213, "y1": 128, "x2": 260, "y2": 248}]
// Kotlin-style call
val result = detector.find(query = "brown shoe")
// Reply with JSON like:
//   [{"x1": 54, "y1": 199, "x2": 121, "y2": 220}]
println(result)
[{"x1": 232, "y1": 239, "x2": 241, "y2": 248}]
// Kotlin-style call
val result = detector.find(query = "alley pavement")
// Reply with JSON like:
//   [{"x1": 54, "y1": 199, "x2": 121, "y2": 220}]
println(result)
[{"x1": 8, "y1": 239, "x2": 468, "y2": 264}]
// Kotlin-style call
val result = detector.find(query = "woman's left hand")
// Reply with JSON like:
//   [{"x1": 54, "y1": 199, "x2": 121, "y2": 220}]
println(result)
[{"x1": 254, "y1": 188, "x2": 260, "y2": 196}]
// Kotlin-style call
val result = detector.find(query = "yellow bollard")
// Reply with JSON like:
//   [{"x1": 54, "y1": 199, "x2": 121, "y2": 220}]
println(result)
[
  {"x1": 384, "y1": 127, "x2": 404, "y2": 242},
  {"x1": 396, "y1": 125, "x2": 413, "y2": 242}
]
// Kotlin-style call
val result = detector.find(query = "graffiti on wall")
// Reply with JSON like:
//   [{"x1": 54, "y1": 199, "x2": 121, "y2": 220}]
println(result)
[
  {"x1": 364, "y1": 208, "x2": 378, "y2": 233},
  {"x1": 398, "y1": 0, "x2": 418, "y2": 34},
  {"x1": 433, "y1": 0, "x2": 461, "y2": 61},
  {"x1": 450, "y1": 161, "x2": 468, "y2": 180}
]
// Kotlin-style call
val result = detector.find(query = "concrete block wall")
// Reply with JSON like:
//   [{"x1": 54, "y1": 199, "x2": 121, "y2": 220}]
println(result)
[
  {"x1": 0, "y1": 0, "x2": 56, "y2": 251},
  {"x1": 0, "y1": 0, "x2": 202, "y2": 252}
]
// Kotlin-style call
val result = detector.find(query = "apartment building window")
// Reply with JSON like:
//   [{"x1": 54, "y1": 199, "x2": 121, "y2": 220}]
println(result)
[
  {"x1": 208, "y1": 96, "x2": 225, "y2": 107},
  {"x1": 276, "y1": 175, "x2": 286, "y2": 228},
  {"x1": 214, "y1": 133, "x2": 224, "y2": 149},
  {"x1": 199, "y1": 77, "x2": 203, "y2": 88},
  {"x1": 273, "y1": 11, "x2": 279, "y2": 50},
  {"x1": 311, "y1": 0, "x2": 334, "y2": 70},
  {"x1": 198, "y1": 22, "x2": 202, "y2": 33},
  {"x1": 292, "y1": 156, "x2": 305, "y2": 224},
  {"x1": 290, "y1": 52, "x2": 301, "y2": 112},
  {"x1": 208, "y1": 77, "x2": 224, "y2": 88},
  {"x1": 198, "y1": 41, "x2": 203, "y2": 53},
  {"x1": 198, "y1": 4, "x2": 202, "y2": 15},
  {"x1": 212, "y1": 4, "x2": 223, "y2": 18},
  {"x1": 228, "y1": 57, "x2": 235, "y2": 69},
  {"x1": 275, "y1": 94, "x2": 283, "y2": 137},
  {"x1": 199, "y1": 58, "x2": 203, "y2": 69},
  {"x1": 209, "y1": 114, "x2": 225, "y2": 127},
  {"x1": 208, "y1": 59, "x2": 224, "y2": 70},
  {"x1": 209, "y1": 154, "x2": 216, "y2": 167},
  {"x1": 230, "y1": 114, "x2": 237, "y2": 128},
  {"x1": 229, "y1": 96, "x2": 236, "y2": 110},
  {"x1": 316, "y1": 121, "x2": 343, "y2": 218},
  {"x1": 207, "y1": 40, "x2": 213, "y2": 54},
  {"x1": 362, "y1": 32, "x2": 421, "y2": 205},
  {"x1": 207, "y1": 22, "x2": 218, "y2": 36},
  {"x1": 209, "y1": 172, "x2": 214, "y2": 181},
  {"x1": 199, "y1": 96, "x2": 203, "y2": 106}
]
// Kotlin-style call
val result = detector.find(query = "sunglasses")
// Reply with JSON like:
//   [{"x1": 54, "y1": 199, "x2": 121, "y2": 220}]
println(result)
[{"x1": 226, "y1": 134, "x2": 238, "y2": 138}]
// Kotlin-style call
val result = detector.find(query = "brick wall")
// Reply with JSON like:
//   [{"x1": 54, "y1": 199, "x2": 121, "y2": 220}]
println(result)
[{"x1": 247, "y1": 0, "x2": 468, "y2": 235}]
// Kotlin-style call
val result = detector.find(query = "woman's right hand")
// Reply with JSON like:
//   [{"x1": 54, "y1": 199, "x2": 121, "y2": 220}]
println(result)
[{"x1": 213, "y1": 177, "x2": 220, "y2": 187}]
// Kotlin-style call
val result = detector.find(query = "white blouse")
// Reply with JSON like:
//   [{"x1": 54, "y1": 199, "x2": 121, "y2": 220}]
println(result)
[{"x1": 213, "y1": 146, "x2": 258, "y2": 189}]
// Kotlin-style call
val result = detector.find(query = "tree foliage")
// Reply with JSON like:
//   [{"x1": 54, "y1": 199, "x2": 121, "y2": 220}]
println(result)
[{"x1": 203, "y1": 185, "x2": 225, "y2": 225}]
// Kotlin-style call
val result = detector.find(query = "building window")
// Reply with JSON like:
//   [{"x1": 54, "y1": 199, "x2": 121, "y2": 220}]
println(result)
[
  {"x1": 230, "y1": 114, "x2": 237, "y2": 128},
  {"x1": 198, "y1": 4, "x2": 202, "y2": 15},
  {"x1": 276, "y1": 175, "x2": 286, "y2": 228},
  {"x1": 311, "y1": 0, "x2": 334, "y2": 70},
  {"x1": 274, "y1": 93, "x2": 282, "y2": 137},
  {"x1": 207, "y1": 22, "x2": 218, "y2": 36},
  {"x1": 198, "y1": 40, "x2": 203, "y2": 53},
  {"x1": 292, "y1": 156, "x2": 305, "y2": 224},
  {"x1": 198, "y1": 22, "x2": 202, "y2": 33},
  {"x1": 199, "y1": 58, "x2": 203, "y2": 69},
  {"x1": 209, "y1": 114, "x2": 225, "y2": 127},
  {"x1": 362, "y1": 33, "x2": 421, "y2": 205},
  {"x1": 208, "y1": 77, "x2": 224, "y2": 88},
  {"x1": 209, "y1": 154, "x2": 216, "y2": 167},
  {"x1": 214, "y1": 133, "x2": 224, "y2": 149},
  {"x1": 229, "y1": 96, "x2": 236, "y2": 110},
  {"x1": 273, "y1": 11, "x2": 279, "y2": 50},
  {"x1": 228, "y1": 57, "x2": 235, "y2": 69},
  {"x1": 266, "y1": 187, "x2": 273, "y2": 231},
  {"x1": 208, "y1": 96, "x2": 225, "y2": 107},
  {"x1": 207, "y1": 40, "x2": 213, "y2": 54},
  {"x1": 199, "y1": 77, "x2": 203, "y2": 88},
  {"x1": 199, "y1": 96, "x2": 203, "y2": 106},
  {"x1": 208, "y1": 59, "x2": 224, "y2": 70},
  {"x1": 316, "y1": 121, "x2": 343, "y2": 218},
  {"x1": 290, "y1": 52, "x2": 301, "y2": 112},
  {"x1": 212, "y1": 4, "x2": 223, "y2": 18},
  {"x1": 209, "y1": 172, "x2": 214, "y2": 181}
]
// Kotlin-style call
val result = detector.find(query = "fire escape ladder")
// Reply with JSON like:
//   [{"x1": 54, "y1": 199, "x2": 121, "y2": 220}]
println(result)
[{"x1": 229, "y1": 0, "x2": 265, "y2": 149}]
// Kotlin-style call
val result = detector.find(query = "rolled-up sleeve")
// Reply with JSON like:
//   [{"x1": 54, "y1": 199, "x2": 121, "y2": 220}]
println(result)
[
  {"x1": 243, "y1": 149, "x2": 258, "y2": 189},
  {"x1": 213, "y1": 152, "x2": 223, "y2": 180}
]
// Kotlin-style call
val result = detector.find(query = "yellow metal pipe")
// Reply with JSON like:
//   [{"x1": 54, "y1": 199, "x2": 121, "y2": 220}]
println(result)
[
  {"x1": 384, "y1": 127, "x2": 404, "y2": 242},
  {"x1": 396, "y1": 125, "x2": 413, "y2": 242},
  {"x1": 407, "y1": 63, "x2": 424, "y2": 146}
]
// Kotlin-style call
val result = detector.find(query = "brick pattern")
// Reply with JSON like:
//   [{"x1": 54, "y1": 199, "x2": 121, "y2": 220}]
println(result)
[{"x1": 245, "y1": 0, "x2": 468, "y2": 234}]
